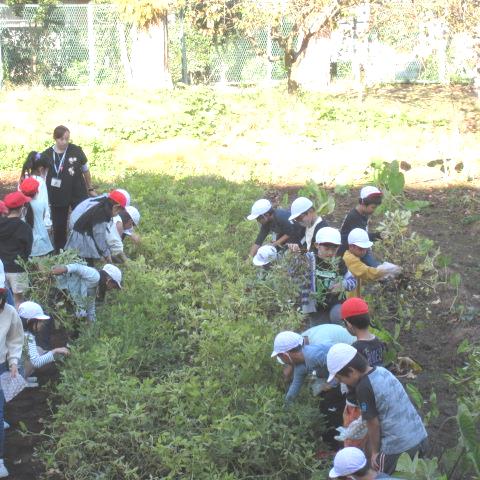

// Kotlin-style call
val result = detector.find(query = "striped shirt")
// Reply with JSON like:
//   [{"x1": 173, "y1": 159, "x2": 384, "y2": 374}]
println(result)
[{"x1": 24, "y1": 333, "x2": 55, "y2": 369}]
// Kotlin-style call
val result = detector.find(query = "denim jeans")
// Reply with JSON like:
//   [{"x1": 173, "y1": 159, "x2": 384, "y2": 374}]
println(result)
[
  {"x1": 361, "y1": 250, "x2": 380, "y2": 267},
  {"x1": 0, "y1": 361, "x2": 8, "y2": 458}
]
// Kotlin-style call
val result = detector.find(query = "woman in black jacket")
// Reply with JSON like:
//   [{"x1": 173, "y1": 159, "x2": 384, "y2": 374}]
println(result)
[{"x1": 42, "y1": 125, "x2": 97, "y2": 252}]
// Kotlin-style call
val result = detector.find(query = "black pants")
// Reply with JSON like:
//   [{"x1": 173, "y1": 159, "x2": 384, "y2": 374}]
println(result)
[
  {"x1": 320, "y1": 385, "x2": 346, "y2": 448},
  {"x1": 51, "y1": 205, "x2": 70, "y2": 252}
]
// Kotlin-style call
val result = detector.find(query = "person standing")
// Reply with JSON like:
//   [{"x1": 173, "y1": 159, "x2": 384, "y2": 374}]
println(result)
[
  {"x1": 42, "y1": 125, "x2": 97, "y2": 252},
  {"x1": 19, "y1": 177, "x2": 54, "y2": 257},
  {"x1": 0, "y1": 192, "x2": 33, "y2": 308},
  {"x1": 0, "y1": 287, "x2": 24, "y2": 478}
]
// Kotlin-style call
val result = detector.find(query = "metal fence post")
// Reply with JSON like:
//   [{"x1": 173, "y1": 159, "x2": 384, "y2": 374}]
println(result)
[
  {"x1": 87, "y1": 3, "x2": 95, "y2": 86},
  {"x1": 0, "y1": 27, "x2": 3, "y2": 89},
  {"x1": 266, "y1": 27, "x2": 273, "y2": 82}
]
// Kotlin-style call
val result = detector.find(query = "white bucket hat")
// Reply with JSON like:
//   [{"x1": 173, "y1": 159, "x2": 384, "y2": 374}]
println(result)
[
  {"x1": 271, "y1": 331, "x2": 303, "y2": 357},
  {"x1": 289, "y1": 197, "x2": 313, "y2": 221},
  {"x1": 347, "y1": 228, "x2": 373, "y2": 248},
  {"x1": 315, "y1": 227, "x2": 341, "y2": 245},
  {"x1": 253, "y1": 245, "x2": 278, "y2": 266},
  {"x1": 329, "y1": 447, "x2": 367, "y2": 478},
  {"x1": 125, "y1": 206, "x2": 140, "y2": 226},
  {"x1": 247, "y1": 199, "x2": 272, "y2": 220},
  {"x1": 18, "y1": 301, "x2": 50, "y2": 320},
  {"x1": 327, "y1": 343, "x2": 357, "y2": 382},
  {"x1": 102, "y1": 264, "x2": 122, "y2": 289}
]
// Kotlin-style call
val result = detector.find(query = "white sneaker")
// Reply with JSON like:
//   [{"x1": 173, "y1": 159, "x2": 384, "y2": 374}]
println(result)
[
  {"x1": 0, "y1": 459, "x2": 9, "y2": 478},
  {"x1": 27, "y1": 377, "x2": 37, "y2": 383},
  {"x1": 26, "y1": 381, "x2": 39, "y2": 388},
  {"x1": 3, "y1": 421, "x2": 9, "y2": 430}
]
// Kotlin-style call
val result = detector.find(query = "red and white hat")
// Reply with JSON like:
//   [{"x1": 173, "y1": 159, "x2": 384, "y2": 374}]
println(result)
[
  {"x1": 108, "y1": 190, "x2": 127, "y2": 208},
  {"x1": 341, "y1": 297, "x2": 369, "y2": 319},
  {"x1": 19, "y1": 177, "x2": 40, "y2": 197},
  {"x1": 3, "y1": 191, "x2": 31, "y2": 209},
  {"x1": 360, "y1": 186, "x2": 382, "y2": 200}
]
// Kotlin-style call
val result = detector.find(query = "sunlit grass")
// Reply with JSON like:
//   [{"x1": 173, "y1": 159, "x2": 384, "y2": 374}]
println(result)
[{"x1": 0, "y1": 84, "x2": 478, "y2": 185}]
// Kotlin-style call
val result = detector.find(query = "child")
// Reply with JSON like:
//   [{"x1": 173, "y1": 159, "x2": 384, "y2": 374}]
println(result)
[
  {"x1": 252, "y1": 245, "x2": 278, "y2": 268},
  {"x1": 51, "y1": 263, "x2": 122, "y2": 322},
  {"x1": 271, "y1": 331, "x2": 332, "y2": 404},
  {"x1": 303, "y1": 227, "x2": 356, "y2": 325},
  {"x1": 19, "y1": 176, "x2": 54, "y2": 257},
  {"x1": 65, "y1": 190, "x2": 127, "y2": 265},
  {"x1": 341, "y1": 297, "x2": 386, "y2": 367},
  {"x1": 339, "y1": 297, "x2": 387, "y2": 449},
  {"x1": 18, "y1": 301, "x2": 70, "y2": 382},
  {"x1": 327, "y1": 344, "x2": 428, "y2": 475},
  {"x1": 106, "y1": 206, "x2": 141, "y2": 263},
  {"x1": 329, "y1": 447, "x2": 401, "y2": 479},
  {"x1": 0, "y1": 192, "x2": 33, "y2": 308},
  {"x1": 343, "y1": 229, "x2": 401, "y2": 297},
  {"x1": 0, "y1": 287, "x2": 24, "y2": 478},
  {"x1": 247, "y1": 199, "x2": 303, "y2": 257},
  {"x1": 288, "y1": 197, "x2": 328, "y2": 252},
  {"x1": 339, "y1": 186, "x2": 383, "y2": 266}
]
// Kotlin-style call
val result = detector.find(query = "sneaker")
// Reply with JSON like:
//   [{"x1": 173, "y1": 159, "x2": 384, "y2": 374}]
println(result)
[
  {"x1": 3, "y1": 421, "x2": 9, "y2": 430},
  {"x1": 26, "y1": 381, "x2": 39, "y2": 388},
  {"x1": 0, "y1": 459, "x2": 9, "y2": 478},
  {"x1": 27, "y1": 377, "x2": 37, "y2": 383}
]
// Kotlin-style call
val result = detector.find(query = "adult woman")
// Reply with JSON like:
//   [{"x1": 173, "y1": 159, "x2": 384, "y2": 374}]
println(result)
[
  {"x1": 42, "y1": 126, "x2": 97, "y2": 252},
  {"x1": 51, "y1": 263, "x2": 122, "y2": 322},
  {"x1": 19, "y1": 175, "x2": 54, "y2": 257},
  {"x1": 65, "y1": 190, "x2": 127, "y2": 265},
  {"x1": 0, "y1": 288, "x2": 24, "y2": 478}
]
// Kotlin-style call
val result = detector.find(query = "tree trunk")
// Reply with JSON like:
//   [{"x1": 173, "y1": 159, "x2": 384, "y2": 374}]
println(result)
[
  {"x1": 131, "y1": 15, "x2": 172, "y2": 89},
  {"x1": 285, "y1": 49, "x2": 298, "y2": 93}
]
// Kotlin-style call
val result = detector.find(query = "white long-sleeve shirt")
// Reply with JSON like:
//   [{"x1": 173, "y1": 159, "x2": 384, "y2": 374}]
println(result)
[
  {"x1": 24, "y1": 332, "x2": 55, "y2": 369},
  {"x1": 0, "y1": 305, "x2": 24, "y2": 366},
  {"x1": 55, "y1": 263, "x2": 100, "y2": 321}
]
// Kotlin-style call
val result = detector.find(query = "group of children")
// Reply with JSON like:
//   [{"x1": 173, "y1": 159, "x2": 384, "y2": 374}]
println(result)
[
  {"x1": 0, "y1": 128, "x2": 143, "y2": 477},
  {"x1": 247, "y1": 187, "x2": 425, "y2": 478}
]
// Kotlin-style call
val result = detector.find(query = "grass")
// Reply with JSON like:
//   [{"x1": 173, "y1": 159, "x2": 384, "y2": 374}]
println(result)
[{"x1": 0, "y1": 84, "x2": 479, "y2": 185}]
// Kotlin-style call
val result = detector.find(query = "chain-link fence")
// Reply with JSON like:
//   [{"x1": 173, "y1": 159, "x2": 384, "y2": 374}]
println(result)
[
  {"x1": 0, "y1": 4, "x2": 133, "y2": 87},
  {"x1": 0, "y1": 3, "x2": 477, "y2": 88}
]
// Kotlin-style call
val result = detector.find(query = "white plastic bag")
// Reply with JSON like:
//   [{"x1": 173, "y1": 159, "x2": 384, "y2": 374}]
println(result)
[{"x1": 0, "y1": 372, "x2": 27, "y2": 402}]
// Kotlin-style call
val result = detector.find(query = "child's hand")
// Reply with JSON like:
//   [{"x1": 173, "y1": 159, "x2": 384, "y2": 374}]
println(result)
[
  {"x1": 287, "y1": 243, "x2": 300, "y2": 253},
  {"x1": 130, "y1": 233, "x2": 141, "y2": 245},
  {"x1": 53, "y1": 347, "x2": 70, "y2": 356},
  {"x1": 51, "y1": 266, "x2": 67, "y2": 276},
  {"x1": 9, "y1": 364, "x2": 18, "y2": 378}
]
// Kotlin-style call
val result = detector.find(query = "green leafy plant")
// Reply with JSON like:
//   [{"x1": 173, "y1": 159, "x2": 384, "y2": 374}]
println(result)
[
  {"x1": 394, "y1": 453, "x2": 447, "y2": 480},
  {"x1": 298, "y1": 180, "x2": 335, "y2": 216}
]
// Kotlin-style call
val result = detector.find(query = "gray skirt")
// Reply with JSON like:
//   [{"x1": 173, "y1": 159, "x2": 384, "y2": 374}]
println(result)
[{"x1": 65, "y1": 231, "x2": 101, "y2": 258}]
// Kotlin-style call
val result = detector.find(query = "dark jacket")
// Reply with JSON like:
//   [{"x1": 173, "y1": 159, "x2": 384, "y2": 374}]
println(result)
[
  {"x1": 43, "y1": 143, "x2": 88, "y2": 208},
  {"x1": 0, "y1": 217, "x2": 33, "y2": 272}
]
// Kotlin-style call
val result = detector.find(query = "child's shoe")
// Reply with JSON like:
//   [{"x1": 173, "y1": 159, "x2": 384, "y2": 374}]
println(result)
[{"x1": 3, "y1": 421, "x2": 9, "y2": 430}]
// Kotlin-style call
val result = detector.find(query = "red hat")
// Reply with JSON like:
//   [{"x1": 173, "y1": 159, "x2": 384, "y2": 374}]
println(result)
[
  {"x1": 0, "y1": 201, "x2": 8, "y2": 215},
  {"x1": 341, "y1": 297, "x2": 369, "y2": 319},
  {"x1": 4, "y1": 191, "x2": 31, "y2": 209},
  {"x1": 108, "y1": 190, "x2": 127, "y2": 208},
  {"x1": 19, "y1": 177, "x2": 40, "y2": 197}
]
